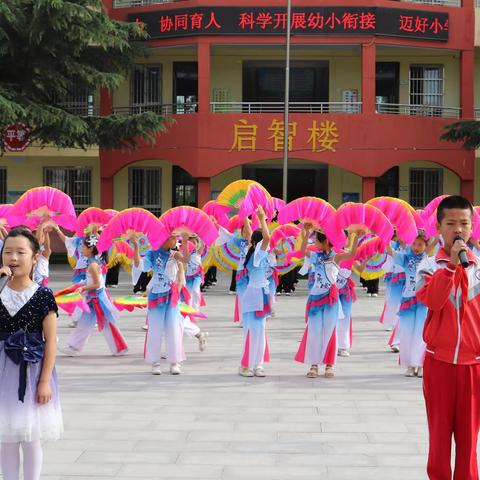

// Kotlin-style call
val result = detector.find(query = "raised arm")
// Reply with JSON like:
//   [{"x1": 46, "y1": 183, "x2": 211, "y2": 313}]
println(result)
[
  {"x1": 301, "y1": 223, "x2": 313, "y2": 257},
  {"x1": 257, "y1": 206, "x2": 270, "y2": 251},
  {"x1": 242, "y1": 216, "x2": 253, "y2": 242},
  {"x1": 334, "y1": 232, "x2": 358, "y2": 264}
]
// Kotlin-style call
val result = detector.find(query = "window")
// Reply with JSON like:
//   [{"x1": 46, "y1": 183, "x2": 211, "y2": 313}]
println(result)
[
  {"x1": 0, "y1": 169, "x2": 7, "y2": 203},
  {"x1": 130, "y1": 65, "x2": 162, "y2": 114},
  {"x1": 129, "y1": 167, "x2": 162, "y2": 216},
  {"x1": 172, "y1": 166, "x2": 197, "y2": 206},
  {"x1": 409, "y1": 65, "x2": 444, "y2": 116},
  {"x1": 53, "y1": 81, "x2": 93, "y2": 116},
  {"x1": 44, "y1": 167, "x2": 91, "y2": 214},
  {"x1": 409, "y1": 168, "x2": 443, "y2": 208}
]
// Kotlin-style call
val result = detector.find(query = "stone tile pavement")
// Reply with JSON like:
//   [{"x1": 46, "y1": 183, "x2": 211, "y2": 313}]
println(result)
[{"x1": 2, "y1": 265, "x2": 476, "y2": 479}]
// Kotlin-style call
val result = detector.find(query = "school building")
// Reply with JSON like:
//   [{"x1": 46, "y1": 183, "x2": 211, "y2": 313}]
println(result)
[{"x1": 3, "y1": 0, "x2": 480, "y2": 213}]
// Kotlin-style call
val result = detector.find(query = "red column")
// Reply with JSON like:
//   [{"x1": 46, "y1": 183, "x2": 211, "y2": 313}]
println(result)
[
  {"x1": 197, "y1": 177, "x2": 211, "y2": 208},
  {"x1": 361, "y1": 43, "x2": 376, "y2": 114},
  {"x1": 197, "y1": 43, "x2": 211, "y2": 114},
  {"x1": 99, "y1": 87, "x2": 113, "y2": 116},
  {"x1": 101, "y1": 175, "x2": 114, "y2": 209},
  {"x1": 461, "y1": 179, "x2": 474, "y2": 203},
  {"x1": 460, "y1": 49, "x2": 474, "y2": 119},
  {"x1": 362, "y1": 177, "x2": 376, "y2": 202}
]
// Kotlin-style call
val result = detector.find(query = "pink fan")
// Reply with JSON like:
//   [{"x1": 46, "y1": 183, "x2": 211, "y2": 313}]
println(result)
[
  {"x1": 272, "y1": 197, "x2": 286, "y2": 212},
  {"x1": 332, "y1": 203, "x2": 394, "y2": 249},
  {"x1": 160, "y1": 206, "x2": 218, "y2": 246},
  {"x1": 238, "y1": 184, "x2": 275, "y2": 221},
  {"x1": 269, "y1": 224, "x2": 301, "y2": 249},
  {"x1": 421, "y1": 195, "x2": 449, "y2": 223},
  {"x1": 341, "y1": 235, "x2": 385, "y2": 269},
  {"x1": 0, "y1": 204, "x2": 24, "y2": 229},
  {"x1": 202, "y1": 201, "x2": 231, "y2": 229},
  {"x1": 227, "y1": 214, "x2": 259, "y2": 233},
  {"x1": 278, "y1": 197, "x2": 335, "y2": 226},
  {"x1": 76, "y1": 208, "x2": 115, "y2": 236},
  {"x1": 11, "y1": 186, "x2": 77, "y2": 231},
  {"x1": 366, "y1": 197, "x2": 417, "y2": 245},
  {"x1": 114, "y1": 240, "x2": 134, "y2": 259},
  {"x1": 96, "y1": 208, "x2": 165, "y2": 253}
]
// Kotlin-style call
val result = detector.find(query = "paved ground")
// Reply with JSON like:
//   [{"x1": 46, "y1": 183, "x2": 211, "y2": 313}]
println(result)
[{"x1": 2, "y1": 265, "x2": 474, "y2": 479}]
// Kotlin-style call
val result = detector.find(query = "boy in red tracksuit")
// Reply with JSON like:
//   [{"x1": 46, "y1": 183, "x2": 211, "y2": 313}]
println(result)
[{"x1": 416, "y1": 195, "x2": 480, "y2": 480}]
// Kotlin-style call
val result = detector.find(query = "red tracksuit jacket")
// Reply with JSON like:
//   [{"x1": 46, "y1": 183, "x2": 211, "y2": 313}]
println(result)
[{"x1": 416, "y1": 247, "x2": 480, "y2": 365}]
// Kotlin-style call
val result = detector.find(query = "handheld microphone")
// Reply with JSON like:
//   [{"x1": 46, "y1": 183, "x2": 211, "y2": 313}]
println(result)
[{"x1": 454, "y1": 236, "x2": 470, "y2": 269}]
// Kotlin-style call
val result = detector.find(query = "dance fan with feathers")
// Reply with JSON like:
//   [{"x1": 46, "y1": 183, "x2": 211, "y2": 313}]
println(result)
[
  {"x1": 159, "y1": 206, "x2": 218, "y2": 246},
  {"x1": 351, "y1": 234, "x2": 388, "y2": 280},
  {"x1": 471, "y1": 206, "x2": 480, "y2": 241},
  {"x1": 331, "y1": 203, "x2": 394, "y2": 249},
  {"x1": 0, "y1": 204, "x2": 24, "y2": 229},
  {"x1": 216, "y1": 180, "x2": 274, "y2": 220},
  {"x1": 54, "y1": 285, "x2": 89, "y2": 316},
  {"x1": 113, "y1": 296, "x2": 207, "y2": 319},
  {"x1": 11, "y1": 186, "x2": 77, "y2": 231},
  {"x1": 366, "y1": 197, "x2": 418, "y2": 245},
  {"x1": 419, "y1": 195, "x2": 449, "y2": 238},
  {"x1": 76, "y1": 208, "x2": 116, "y2": 236},
  {"x1": 269, "y1": 224, "x2": 301, "y2": 275},
  {"x1": 202, "y1": 201, "x2": 231, "y2": 229},
  {"x1": 96, "y1": 208, "x2": 164, "y2": 253}
]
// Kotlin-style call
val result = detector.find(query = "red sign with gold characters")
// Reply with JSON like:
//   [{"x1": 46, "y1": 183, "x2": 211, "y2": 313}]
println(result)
[{"x1": 3, "y1": 124, "x2": 31, "y2": 152}]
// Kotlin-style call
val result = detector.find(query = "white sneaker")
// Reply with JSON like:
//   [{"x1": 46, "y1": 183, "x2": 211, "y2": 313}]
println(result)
[
  {"x1": 151, "y1": 363, "x2": 162, "y2": 375},
  {"x1": 212, "y1": 281, "x2": 217, "y2": 285},
  {"x1": 59, "y1": 345, "x2": 79, "y2": 357},
  {"x1": 372, "y1": 293, "x2": 378, "y2": 297},
  {"x1": 238, "y1": 366, "x2": 254, "y2": 377},
  {"x1": 142, "y1": 324, "x2": 148, "y2": 331},
  {"x1": 338, "y1": 349, "x2": 350, "y2": 357},
  {"x1": 68, "y1": 320, "x2": 78, "y2": 328},
  {"x1": 170, "y1": 363, "x2": 181, "y2": 375},
  {"x1": 108, "y1": 284, "x2": 118, "y2": 289},
  {"x1": 285, "y1": 292, "x2": 291, "y2": 296},
  {"x1": 253, "y1": 366, "x2": 266, "y2": 377},
  {"x1": 405, "y1": 367, "x2": 416, "y2": 377},
  {"x1": 416, "y1": 367, "x2": 423, "y2": 378},
  {"x1": 269, "y1": 310, "x2": 276, "y2": 318},
  {"x1": 197, "y1": 332, "x2": 208, "y2": 352},
  {"x1": 228, "y1": 291, "x2": 235, "y2": 295},
  {"x1": 391, "y1": 345, "x2": 400, "y2": 353},
  {"x1": 277, "y1": 291, "x2": 282, "y2": 296}
]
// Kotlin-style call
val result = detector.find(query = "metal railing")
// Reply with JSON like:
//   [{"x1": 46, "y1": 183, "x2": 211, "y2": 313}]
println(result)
[
  {"x1": 114, "y1": 103, "x2": 198, "y2": 115},
  {"x1": 113, "y1": 0, "x2": 181, "y2": 7},
  {"x1": 475, "y1": 108, "x2": 480, "y2": 118},
  {"x1": 210, "y1": 102, "x2": 362, "y2": 114},
  {"x1": 53, "y1": 103, "x2": 98, "y2": 116},
  {"x1": 376, "y1": 103, "x2": 461, "y2": 118},
  {"x1": 400, "y1": 0, "x2": 461, "y2": 5}
]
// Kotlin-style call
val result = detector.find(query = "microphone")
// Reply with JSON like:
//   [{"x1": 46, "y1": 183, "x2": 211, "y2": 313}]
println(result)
[{"x1": 454, "y1": 236, "x2": 470, "y2": 269}]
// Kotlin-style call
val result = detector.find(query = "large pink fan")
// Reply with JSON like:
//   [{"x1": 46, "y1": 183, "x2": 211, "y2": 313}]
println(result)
[
  {"x1": 332, "y1": 203, "x2": 394, "y2": 249},
  {"x1": 272, "y1": 197, "x2": 286, "y2": 212},
  {"x1": 0, "y1": 204, "x2": 24, "y2": 229},
  {"x1": 227, "y1": 214, "x2": 259, "y2": 233},
  {"x1": 341, "y1": 235, "x2": 385, "y2": 269},
  {"x1": 421, "y1": 195, "x2": 449, "y2": 223},
  {"x1": 76, "y1": 208, "x2": 115, "y2": 236},
  {"x1": 278, "y1": 197, "x2": 335, "y2": 226},
  {"x1": 97, "y1": 208, "x2": 165, "y2": 253},
  {"x1": 11, "y1": 186, "x2": 77, "y2": 231},
  {"x1": 160, "y1": 206, "x2": 218, "y2": 246},
  {"x1": 269, "y1": 224, "x2": 301, "y2": 249},
  {"x1": 238, "y1": 184, "x2": 275, "y2": 221},
  {"x1": 202, "y1": 201, "x2": 231, "y2": 229},
  {"x1": 366, "y1": 197, "x2": 417, "y2": 244}
]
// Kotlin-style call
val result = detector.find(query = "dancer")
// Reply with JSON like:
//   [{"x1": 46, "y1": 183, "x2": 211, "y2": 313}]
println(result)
[
  {"x1": 132, "y1": 232, "x2": 187, "y2": 375},
  {"x1": 238, "y1": 206, "x2": 271, "y2": 377},
  {"x1": 33, "y1": 221, "x2": 51, "y2": 288},
  {"x1": 390, "y1": 235, "x2": 428, "y2": 377},
  {"x1": 295, "y1": 225, "x2": 357, "y2": 378},
  {"x1": 60, "y1": 234, "x2": 128, "y2": 357},
  {"x1": 0, "y1": 227, "x2": 63, "y2": 480},
  {"x1": 417, "y1": 195, "x2": 480, "y2": 480}
]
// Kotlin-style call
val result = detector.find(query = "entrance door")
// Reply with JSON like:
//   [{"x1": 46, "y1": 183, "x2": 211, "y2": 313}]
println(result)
[
  {"x1": 376, "y1": 62, "x2": 400, "y2": 112},
  {"x1": 242, "y1": 166, "x2": 328, "y2": 202},
  {"x1": 172, "y1": 166, "x2": 197, "y2": 207},
  {"x1": 375, "y1": 167, "x2": 399, "y2": 198},
  {"x1": 173, "y1": 62, "x2": 198, "y2": 114}
]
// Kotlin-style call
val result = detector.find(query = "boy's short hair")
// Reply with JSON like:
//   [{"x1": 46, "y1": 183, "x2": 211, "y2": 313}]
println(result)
[{"x1": 436, "y1": 195, "x2": 473, "y2": 223}]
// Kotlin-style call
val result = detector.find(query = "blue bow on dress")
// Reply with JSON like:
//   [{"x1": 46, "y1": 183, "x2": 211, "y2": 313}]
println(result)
[{"x1": 4, "y1": 330, "x2": 44, "y2": 402}]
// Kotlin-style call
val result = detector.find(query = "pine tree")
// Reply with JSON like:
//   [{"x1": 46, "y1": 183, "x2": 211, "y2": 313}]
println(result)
[
  {"x1": 0, "y1": 0, "x2": 171, "y2": 151},
  {"x1": 441, "y1": 121, "x2": 480, "y2": 150}
]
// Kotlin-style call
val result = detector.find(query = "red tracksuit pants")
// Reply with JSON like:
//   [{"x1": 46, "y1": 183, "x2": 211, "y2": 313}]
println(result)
[{"x1": 423, "y1": 355, "x2": 480, "y2": 480}]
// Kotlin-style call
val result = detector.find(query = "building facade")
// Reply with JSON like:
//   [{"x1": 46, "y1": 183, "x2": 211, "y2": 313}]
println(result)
[{"x1": 3, "y1": 0, "x2": 480, "y2": 213}]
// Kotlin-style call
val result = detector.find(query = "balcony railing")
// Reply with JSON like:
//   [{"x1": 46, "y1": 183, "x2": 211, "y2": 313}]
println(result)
[
  {"x1": 210, "y1": 102, "x2": 362, "y2": 114},
  {"x1": 114, "y1": 0, "x2": 462, "y2": 7},
  {"x1": 54, "y1": 103, "x2": 98, "y2": 116},
  {"x1": 400, "y1": 0, "x2": 461, "y2": 5},
  {"x1": 114, "y1": 103, "x2": 198, "y2": 115},
  {"x1": 113, "y1": 0, "x2": 180, "y2": 7},
  {"x1": 376, "y1": 103, "x2": 461, "y2": 118}
]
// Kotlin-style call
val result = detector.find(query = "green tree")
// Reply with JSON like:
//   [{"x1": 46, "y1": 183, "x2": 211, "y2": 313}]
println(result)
[
  {"x1": 0, "y1": 0, "x2": 171, "y2": 151},
  {"x1": 441, "y1": 120, "x2": 480, "y2": 150}
]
